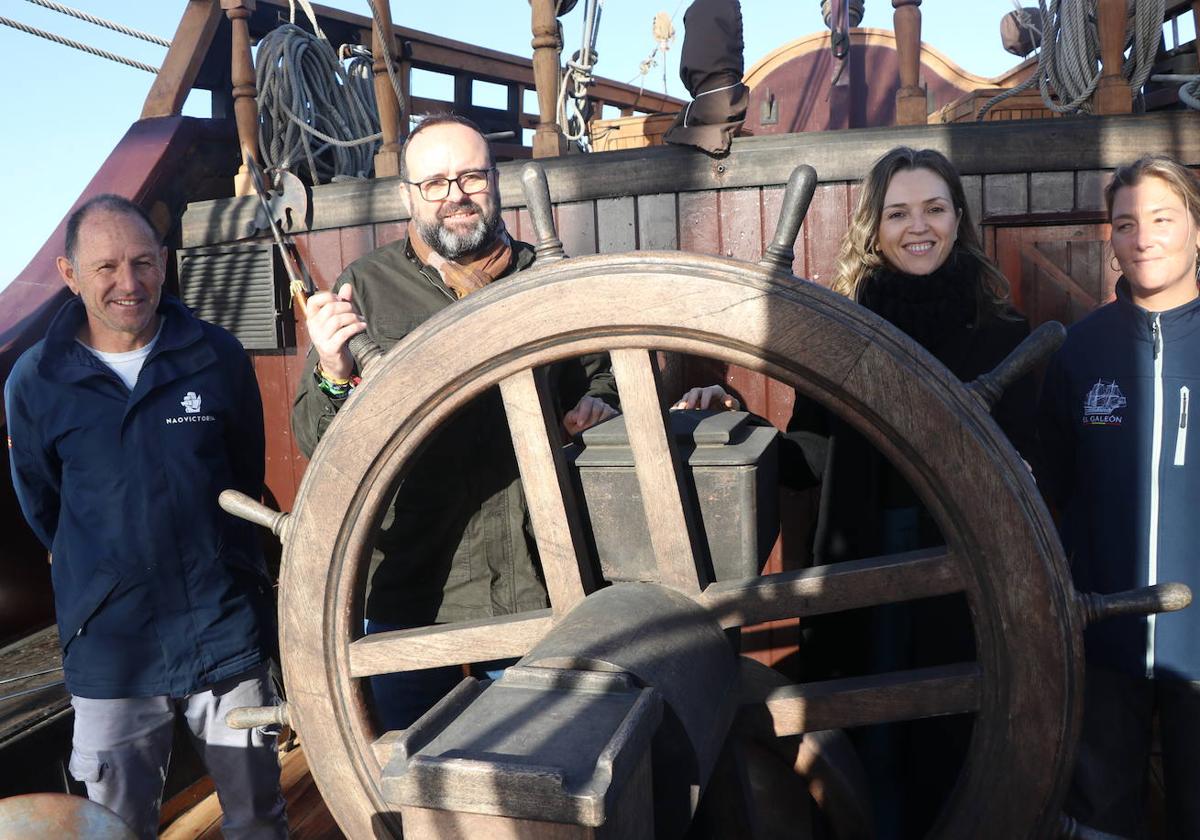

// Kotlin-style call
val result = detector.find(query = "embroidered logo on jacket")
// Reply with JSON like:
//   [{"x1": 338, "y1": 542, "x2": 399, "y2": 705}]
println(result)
[
  {"x1": 166, "y1": 390, "x2": 216, "y2": 425},
  {"x1": 182, "y1": 391, "x2": 202, "y2": 413},
  {"x1": 1083, "y1": 379, "x2": 1126, "y2": 425}
]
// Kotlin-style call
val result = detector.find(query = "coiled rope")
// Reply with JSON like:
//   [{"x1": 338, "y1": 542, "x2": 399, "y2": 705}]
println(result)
[
  {"x1": 1150, "y1": 73, "x2": 1200, "y2": 109},
  {"x1": 21, "y1": 0, "x2": 170, "y2": 47},
  {"x1": 0, "y1": 14, "x2": 158, "y2": 73},
  {"x1": 558, "y1": 0, "x2": 604, "y2": 146},
  {"x1": 256, "y1": 22, "x2": 382, "y2": 184},
  {"x1": 978, "y1": 0, "x2": 1166, "y2": 120}
]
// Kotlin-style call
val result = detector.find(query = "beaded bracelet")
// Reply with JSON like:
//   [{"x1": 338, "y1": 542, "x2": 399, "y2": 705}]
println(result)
[{"x1": 315, "y1": 365, "x2": 360, "y2": 400}]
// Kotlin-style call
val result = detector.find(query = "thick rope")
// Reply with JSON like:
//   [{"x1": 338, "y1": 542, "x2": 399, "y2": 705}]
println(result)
[
  {"x1": 978, "y1": 0, "x2": 1165, "y2": 120},
  {"x1": 365, "y1": 0, "x2": 406, "y2": 117},
  {"x1": 21, "y1": 0, "x2": 170, "y2": 47},
  {"x1": 1151, "y1": 73, "x2": 1200, "y2": 109},
  {"x1": 558, "y1": 0, "x2": 604, "y2": 145},
  {"x1": 256, "y1": 23, "x2": 381, "y2": 184},
  {"x1": 0, "y1": 14, "x2": 158, "y2": 73},
  {"x1": 1181, "y1": 78, "x2": 1200, "y2": 110}
]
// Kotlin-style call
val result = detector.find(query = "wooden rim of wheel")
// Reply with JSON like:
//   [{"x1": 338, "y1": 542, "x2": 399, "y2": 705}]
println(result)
[{"x1": 280, "y1": 251, "x2": 1084, "y2": 839}]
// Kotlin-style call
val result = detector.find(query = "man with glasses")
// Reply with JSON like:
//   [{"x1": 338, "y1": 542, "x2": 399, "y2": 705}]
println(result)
[{"x1": 292, "y1": 115, "x2": 618, "y2": 730}]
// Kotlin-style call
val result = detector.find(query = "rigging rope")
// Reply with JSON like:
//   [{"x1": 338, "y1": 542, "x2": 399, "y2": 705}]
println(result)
[
  {"x1": 629, "y1": 3, "x2": 682, "y2": 100},
  {"x1": 558, "y1": 0, "x2": 604, "y2": 147},
  {"x1": 21, "y1": 0, "x2": 170, "y2": 47},
  {"x1": 978, "y1": 0, "x2": 1166, "y2": 120},
  {"x1": 0, "y1": 14, "x2": 158, "y2": 73},
  {"x1": 256, "y1": 22, "x2": 381, "y2": 184},
  {"x1": 365, "y1": 0, "x2": 407, "y2": 118}
]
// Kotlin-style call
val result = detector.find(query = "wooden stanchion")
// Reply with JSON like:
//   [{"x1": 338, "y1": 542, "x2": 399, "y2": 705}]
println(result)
[
  {"x1": 1094, "y1": 0, "x2": 1133, "y2": 114},
  {"x1": 370, "y1": 1, "x2": 404, "y2": 177},
  {"x1": 222, "y1": 0, "x2": 259, "y2": 196},
  {"x1": 530, "y1": 0, "x2": 566, "y2": 158},
  {"x1": 892, "y1": 0, "x2": 927, "y2": 125}
]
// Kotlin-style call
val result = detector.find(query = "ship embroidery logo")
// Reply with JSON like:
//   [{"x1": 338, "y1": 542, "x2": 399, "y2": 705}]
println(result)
[
  {"x1": 1083, "y1": 379, "x2": 1126, "y2": 426},
  {"x1": 165, "y1": 391, "x2": 216, "y2": 426}
]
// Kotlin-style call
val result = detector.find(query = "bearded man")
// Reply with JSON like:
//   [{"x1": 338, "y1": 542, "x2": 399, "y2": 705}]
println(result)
[{"x1": 292, "y1": 115, "x2": 618, "y2": 730}]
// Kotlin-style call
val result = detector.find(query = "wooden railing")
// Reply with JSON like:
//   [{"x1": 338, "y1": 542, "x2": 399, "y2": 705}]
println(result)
[
  {"x1": 140, "y1": 0, "x2": 684, "y2": 186},
  {"x1": 142, "y1": 0, "x2": 1200, "y2": 182}
]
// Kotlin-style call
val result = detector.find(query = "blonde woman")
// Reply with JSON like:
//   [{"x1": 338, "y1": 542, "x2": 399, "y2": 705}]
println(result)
[{"x1": 1039, "y1": 154, "x2": 1200, "y2": 837}]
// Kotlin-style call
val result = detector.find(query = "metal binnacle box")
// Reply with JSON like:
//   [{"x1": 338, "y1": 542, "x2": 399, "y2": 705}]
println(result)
[{"x1": 566, "y1": 410, "x2": 779, "y2": 583}]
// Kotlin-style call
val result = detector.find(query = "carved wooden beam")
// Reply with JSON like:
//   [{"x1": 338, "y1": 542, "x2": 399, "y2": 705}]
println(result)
[
  {"x1": 530, "y1": 0, "x2": 566, "y2": 158},
  {"x1": 892, "y1": 0, "x2": 926, "y2": 125},
  {"x1": 370, "y1": 0, "x2": 405, "y2": 177},
  {"x1": 1094, "y1": 0, "x2": 1133, "y2": 114},
  {"x1": 221, "y1": 0, "x2": 259, "y2": 196},
  {"x1": 140, "y1": 0, "x2": 224, "y2": 119}
]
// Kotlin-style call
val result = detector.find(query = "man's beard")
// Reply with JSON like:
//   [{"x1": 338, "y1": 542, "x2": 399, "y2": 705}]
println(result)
[{"x1": 416, "y1": 197, "x2": 501, "y2": 260}]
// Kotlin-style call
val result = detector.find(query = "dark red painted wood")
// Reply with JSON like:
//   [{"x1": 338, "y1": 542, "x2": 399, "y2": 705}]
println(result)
[{"x1": 745, "y1": 36, "x2": 985, "y2": 135}]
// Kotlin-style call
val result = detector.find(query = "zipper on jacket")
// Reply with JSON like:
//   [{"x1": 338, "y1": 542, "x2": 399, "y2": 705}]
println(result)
[
  {"x1": 1146, "y1": 313, "x2": 1164, "y2": 677},
  {"x1": 1175, "y1": 386, "x2": 1190, "y2": 467},
  {"x1": 420, "y1": 266, "x2": 456, "y2": 302}
]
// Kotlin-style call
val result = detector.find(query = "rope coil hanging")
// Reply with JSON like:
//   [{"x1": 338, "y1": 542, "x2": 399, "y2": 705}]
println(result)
[
  {"x1": 978, "y1": 0, "x2": 1166, "y2": 120},
  {"x1": 256, "y1": 19, "x2": 382, "y2": 184},
  {"x1": 558, "y1": 0, "x2": 605, "y2": 147}
]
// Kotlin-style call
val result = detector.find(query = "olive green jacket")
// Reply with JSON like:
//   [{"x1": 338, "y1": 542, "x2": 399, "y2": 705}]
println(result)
[{"x1": 292, "y1": 236, "x2": 617, "y2": 624}]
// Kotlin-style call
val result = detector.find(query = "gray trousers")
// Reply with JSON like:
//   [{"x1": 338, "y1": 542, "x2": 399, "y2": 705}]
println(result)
[{"x1": 69, "y1": 665, "x2": 287, "y2": 840}]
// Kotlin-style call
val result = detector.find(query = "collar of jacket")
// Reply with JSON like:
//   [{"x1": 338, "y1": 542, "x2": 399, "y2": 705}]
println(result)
[
  {"x1": 1113, "y1": 276, "x2": 1200, "y2": 341},
  {"x1": 400, "y1": 233, "x2": 536, "y2": 276},
  {"x1": 38, "y1": 295, "x2": 215, "y2": 386}
]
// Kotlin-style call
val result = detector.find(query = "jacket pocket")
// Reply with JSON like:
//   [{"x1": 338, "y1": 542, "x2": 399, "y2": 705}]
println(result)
[
  {"x1": 68, "y1": 750, "x2": 105, "y2": 784},
  {"x1": 58, "y1": 568, "x2": 121, "y2": 653},
  {"x1": 1174, "y1": 386, "x2": 1189, "y2": 467}
]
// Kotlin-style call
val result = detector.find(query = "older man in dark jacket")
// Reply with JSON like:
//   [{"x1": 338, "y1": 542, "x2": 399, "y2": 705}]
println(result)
[
  {"x1": 292, "y1": 115, "x2": 618, "y2": 730},
  {"x1": 5, "y1": 195, "x2": 286, "y2": 839}
]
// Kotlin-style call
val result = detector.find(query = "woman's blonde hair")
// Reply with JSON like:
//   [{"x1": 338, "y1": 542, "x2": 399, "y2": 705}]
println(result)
[
  {"x1": 830, "y1": 147, "x2": 1013, "y2": 315},
  {"x1": 1105, "y1": 154, "x2": 1200, "y2": 276}
]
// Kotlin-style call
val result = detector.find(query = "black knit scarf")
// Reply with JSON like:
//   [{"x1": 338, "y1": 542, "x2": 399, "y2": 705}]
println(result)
[{"x1": 857, "y1": 251, "x2": 981, "y2": 361}]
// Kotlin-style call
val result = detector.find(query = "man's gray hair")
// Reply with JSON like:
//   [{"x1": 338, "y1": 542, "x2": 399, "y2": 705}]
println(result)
[{"x1": 64, "y1": 195, "x2": 159, "y2": 264}]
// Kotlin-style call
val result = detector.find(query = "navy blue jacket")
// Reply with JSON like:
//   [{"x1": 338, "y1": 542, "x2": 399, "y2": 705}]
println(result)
[
  {"x1": 5, "y1": 295, "x2": 271, "y2": 698},
  {"x1": 1038, "y1": 280, "x2": 1200, "y2": 681}
]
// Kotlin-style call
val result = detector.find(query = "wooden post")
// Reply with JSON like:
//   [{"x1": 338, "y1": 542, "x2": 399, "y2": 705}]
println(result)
[
  {"x1": 222, "y1": 0, "x2": 258, "y2": 196},
  {"x1": 1094, "y1": 0, "x2": 1132, "y2": 114},
  {"x1": 530, "y1": 0, "x2": 566, "y2": 158},
  {"x1": 371, "y1": 0, "x2": 404, "y2": 177},
  {"x1": 892, "y1": 0, "x2": 926, "y2": 125}
]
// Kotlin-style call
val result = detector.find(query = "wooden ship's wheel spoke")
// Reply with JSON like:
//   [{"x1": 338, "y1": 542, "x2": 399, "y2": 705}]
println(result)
[
  {"x1": 699, "y1": 547, "x2": 963, "y2": 627},
  {"x1": 499, "y1": 367, "x2": 594, "y2": 614},
  {"x1": 741, "y1": 663, "x2": 982, "y2": 737},
  {"x1": 608, "y1": 347, "x2": 707, "y2": 596},
  {"x1": 347, "y1": 611, "x2": 555, "y2": 677}
]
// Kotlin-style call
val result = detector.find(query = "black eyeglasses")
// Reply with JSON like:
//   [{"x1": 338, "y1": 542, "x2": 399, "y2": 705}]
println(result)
[{"x1": 405, "y1": 168, "x2": 494, "y2": 201}]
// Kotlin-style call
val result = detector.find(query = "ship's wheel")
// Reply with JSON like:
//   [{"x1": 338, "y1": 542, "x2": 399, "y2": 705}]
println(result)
[{"x1": 224, "y1": 165, "x2": 1183, "y2": 839}]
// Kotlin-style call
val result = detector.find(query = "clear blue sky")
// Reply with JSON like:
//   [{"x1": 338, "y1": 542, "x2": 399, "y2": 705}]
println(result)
[{"x1": 0, "y1": 1, "x2": 1192, "y2": 288}]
